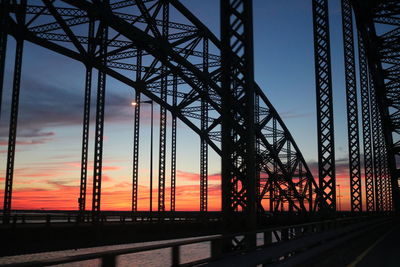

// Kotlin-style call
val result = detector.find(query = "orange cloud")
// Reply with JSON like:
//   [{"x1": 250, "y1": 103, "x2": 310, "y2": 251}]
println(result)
[
  {"x1": 0, "y1": 156, "x2": 363, "y2": 212},
  {"x1": 176, "y1": 170, "x2": 221, "y2": 182}
]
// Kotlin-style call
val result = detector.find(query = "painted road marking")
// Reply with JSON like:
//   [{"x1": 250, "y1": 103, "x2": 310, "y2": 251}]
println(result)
[{"x1": 347, "y1": 227, "x2": 395, "y2": 267}]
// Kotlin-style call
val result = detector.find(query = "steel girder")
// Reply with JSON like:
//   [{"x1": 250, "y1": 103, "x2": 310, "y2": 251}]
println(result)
[
  {"x1": 358, "y1": 32, "x2": 375, "y2": 211},
  {"x1": 352, "y1": 0, "x2": 400, "y2": 211},
  {"x1": 370, "y1": 72, "x2": 385, "y2": 211},
  {"x1": 92, "y1": 17, "x2": 108, "y2": 213},
  {"x1": 220, "y1": 0, "x2": 257, "y2": 249},
  {"x1": 2, "y1": 0, "x2": 319, "y2": 214},
  {"x1": 3, "y1": 0, "x2": 26, "y2": 219},
  {"x1": 170, "y1": 74, "x2": 177, "y2": 211},
  {"x1": 79, "y1": 20, "x2": 94, "y2": 212},
  {"x1": 132, "y1": 51, "x2": 142, "y2": 212},
  {"x1": 312, "y1": 0, "x2": 336, "y2": 211},
  {"x1": 341, "y1": 0, "x2": 362, "y2": 212},
  {"x1": 200, "y1": 38, "x2": 208, "y2": 212}
]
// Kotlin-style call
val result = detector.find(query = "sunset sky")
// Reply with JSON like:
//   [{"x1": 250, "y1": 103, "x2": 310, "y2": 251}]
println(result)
[{"x1": 0, "y1": 0, "x2": 358, "y2": 211}]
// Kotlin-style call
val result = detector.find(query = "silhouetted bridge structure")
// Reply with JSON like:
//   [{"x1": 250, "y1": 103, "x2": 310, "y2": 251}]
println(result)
[{"x1": 0, "y1": 0, "x2": 399, "y2": 265}]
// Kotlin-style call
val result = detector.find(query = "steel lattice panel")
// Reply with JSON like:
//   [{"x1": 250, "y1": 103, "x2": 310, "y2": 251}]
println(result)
[
  {"x1": 352, "y1": 0, "x2": 400, "y2": 211},
  {"x1": 312, "y1": 0, "x2": 336, "y2": 211},
  {"x1": 341, "y1": 0, "x2": 362, "y2": 212}
]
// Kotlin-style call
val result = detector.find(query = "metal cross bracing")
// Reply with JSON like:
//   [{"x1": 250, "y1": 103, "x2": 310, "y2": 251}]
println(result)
[
  {"x1": 220, "y1": 0, "x2": 257, "y2": 249},
  {"x1": 79, "y1": 19, "x2": 95, "y2": 212},
  {"x1": 92, "y1": 17, "x2": 109, "y2": 213},
  {"x1": 157, "y1": 0, "x2": 168, "y2": 212},
  {"x1": 370, "y1": 77, "x2": 385, "y2": 211},
  {"x1": 200, "y1": 38, "x2": 209, "y2": 212},
  {"x1": 358, "y1": 31, "x2": 375, "y2": 211},
  {"x1": 132, "y1": 51, "x2": 142, "y2": 212},
  {"x1": 351, "y1": 0, "x2": 400, "y2": 211},
  {"x1": 312, "y1": 0, "x2": 336, "y2": 211},
  {"x1": 341, "y1": 0, "x2": 362, "y2": 212},
  {"x1": 1, "y1": 0, "x2": 319, "y2": 218},
  {"x1": 170, "y1": 74, "x2": 177, "y2": 212}
]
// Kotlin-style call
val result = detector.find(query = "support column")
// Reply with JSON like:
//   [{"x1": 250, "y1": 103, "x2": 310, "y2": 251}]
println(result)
[
  {"x1": 379, "y1": 125, "x2": 389, "y2": 211},
  {"x1": 92, "y1": 21, "x2": 108, "y2": 213},
  {"x1": 170, "y1": 75, "x2": 177, "y2": 211},
  {"x1": 272, "y1": 118, "x2": 277, "y2": 212},
  {"x1": 341, "y1": 0, "x2": 362, "y2": 212},
  {"x1": 158, "y1": 2, "x2": 169, "y2": 212},
  {"x1": 312, "y1": 0, "x2": 336, "y2": 211},
  {"x1": 3, "y1": 0, "x2": 26, "y2": 220},
  {"x1": 132, "y1": 50, "x2": 142, "y2": 212},
  {"x1": 79, "y1": 20, "x2": 94, "y2": 212},
  {"x1": 255, "y1": 95, "x2": 261, "y2": 211},
  {"x1": 221, "y1": 0, "x2": 256, "y2": 250},
  {"x1": 200, "y1": 38, "x2": 209, "y2": 212},
  {"x1": 370, "y1": 73, "x2": 383, "y2": 211},
  {"x1": 358, "y1": 32, "x2": 374, "y2": 211}
]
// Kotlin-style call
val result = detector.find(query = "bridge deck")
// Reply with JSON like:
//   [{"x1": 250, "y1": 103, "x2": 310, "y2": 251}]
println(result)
[{"x1": 349, "y1": 222, "x2": 399, "y2": 267}]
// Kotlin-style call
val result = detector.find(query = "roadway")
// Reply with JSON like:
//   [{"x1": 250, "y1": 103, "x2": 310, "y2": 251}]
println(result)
[{"x1": 349, "y1": 222, "x2": 399, "y2": 267}]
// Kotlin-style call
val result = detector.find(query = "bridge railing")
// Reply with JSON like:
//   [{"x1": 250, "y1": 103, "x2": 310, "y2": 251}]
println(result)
[
  {"x1": 0, "y1": 211, "x2": 222, "y2": 225},
  {"x1": 2, "y1": 215, "x2": 390, "y2": 267}
]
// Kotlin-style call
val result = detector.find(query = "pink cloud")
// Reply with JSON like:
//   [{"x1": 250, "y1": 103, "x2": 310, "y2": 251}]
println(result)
[{"x1": 176, "y1": 170, "x2": 221, "y2": 182}]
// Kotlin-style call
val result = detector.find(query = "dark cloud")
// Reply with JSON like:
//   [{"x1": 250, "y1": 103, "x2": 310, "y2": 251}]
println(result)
[
  {"x1": 306, "y1": 155, "x2": 368, "y2": 180},
  {"x1": 0, "y1": 74, "x2": 135, "y2": 140}
]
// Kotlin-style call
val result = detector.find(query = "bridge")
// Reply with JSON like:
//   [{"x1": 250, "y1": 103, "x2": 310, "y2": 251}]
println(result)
[{"x1": 0, "y1": 0, "x2": 399, "y2": 266}]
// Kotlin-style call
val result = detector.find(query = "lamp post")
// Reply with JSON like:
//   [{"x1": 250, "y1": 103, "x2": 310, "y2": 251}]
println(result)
[
  {"x1": 336, "y1": 184, "x2": 341, "y2": 211},
  {"x1": 132, "y1": 100, "x2": 154, "y2": 213}
]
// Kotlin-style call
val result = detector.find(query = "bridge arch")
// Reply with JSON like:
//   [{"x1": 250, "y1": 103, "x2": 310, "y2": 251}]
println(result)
[{"x1": 3, "y1": 0, "x2": 320, "y2": 213}]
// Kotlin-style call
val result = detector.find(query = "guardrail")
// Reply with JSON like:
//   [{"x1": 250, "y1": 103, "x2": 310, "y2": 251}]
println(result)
[
  {"x1": 0, "y1": 211, "x2": 222, "y2": 226},
  {"x1": 2, "y1": 215, "x2": 391, "y2": 267}
]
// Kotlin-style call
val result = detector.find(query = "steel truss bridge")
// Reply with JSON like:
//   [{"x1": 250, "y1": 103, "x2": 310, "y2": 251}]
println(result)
[{"x1": 0, "y1": 0, "x2": 399, "y2": 261}]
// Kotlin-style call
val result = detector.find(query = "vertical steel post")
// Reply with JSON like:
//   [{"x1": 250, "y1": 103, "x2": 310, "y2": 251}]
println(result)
[
  {"x1": 358, "y1": 31, "x2": 374, "y2": 211},
  {"x1": 150, "y1": 101, "x2": 153, "y2": 213},
  {"x1": 132, "y1": 50, "x2": 142, "y2": 212},
  {"x1": 221, "y1": 0, "x2": 256, "y2": 249},
  {"x1": 312, "y1": 0, "x2": 336, "y2": 211},
  {"x1": 370, "y1": 73, "x2": 383, "y2": 211},
  {"x1": 378, "y1": 124, "x2": 389, "y2": 210},
  {"x1": 158, "y1": 1, "x2": 169, "y2": 212},
  {"x1": 200, "y1": 38, "x2": 209, "y2": 212},
  {"x1": 341, "y1": 0, "x2": 362, "y2": 212},
  {"x1": 170, "y1": 75, "x2": 177, "y2": 212},
  {"x1": 3, "y1": 0, "x2": 26, "y2": 220},
  {"x1": 92, "y1": 19, "x2": 108, "y2": 213},
  {"x1": 272, "y1": 118, "x2": 277, "y2": 211},
  {"x1": 79, "y1": 19, "x2": 94, "y2": 212},
  {"x1": 255, "y1": 95, "x2": 261, "y2": 211}
]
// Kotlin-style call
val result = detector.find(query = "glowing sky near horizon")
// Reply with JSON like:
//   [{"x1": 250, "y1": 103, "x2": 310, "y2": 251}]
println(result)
[{"x1": 0, "y1": 0, "x2": 360, "y2": 211}]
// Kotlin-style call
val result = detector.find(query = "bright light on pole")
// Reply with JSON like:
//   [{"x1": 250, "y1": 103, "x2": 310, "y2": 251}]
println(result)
[{"x1": 336, "y1": 184, "x2": 341, "y2": 211}]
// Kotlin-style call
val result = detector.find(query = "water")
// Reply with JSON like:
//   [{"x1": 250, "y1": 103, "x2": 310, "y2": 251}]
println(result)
[
  {"x1": 0, "y1": 233, "x2": 279, "y2": 266},
  {"x1": 0, "y1": 236, "x2": 214, "y2": 267}
]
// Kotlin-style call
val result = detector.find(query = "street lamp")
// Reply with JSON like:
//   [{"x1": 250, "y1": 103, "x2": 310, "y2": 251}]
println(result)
[
  {"x1": 336, "y1": 184, "x2": 341, "y2": 211},
  {"x1": 132, "y1": 100, "x2": 154, "y2": 213}
]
